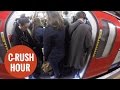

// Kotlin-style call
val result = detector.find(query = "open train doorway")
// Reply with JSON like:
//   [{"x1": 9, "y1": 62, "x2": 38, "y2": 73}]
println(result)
[{"x1": 4, "y1": 11, "x2": 98, "y2": 79}]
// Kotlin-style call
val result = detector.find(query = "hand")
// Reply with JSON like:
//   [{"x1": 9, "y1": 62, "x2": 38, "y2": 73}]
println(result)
[{"x1": 78, "y1": 18, "x2": 84, "y2": 22}]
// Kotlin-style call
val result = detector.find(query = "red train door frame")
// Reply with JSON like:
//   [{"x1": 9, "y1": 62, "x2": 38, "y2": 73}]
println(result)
[
  {"x1": 0, "y1": 11, "x2": 13, "y2": 78},
  {"x1": 83, "y1": 11, "x2": 120, "y2": 78},
  {"x1": 0, "y1": 11, "x2": 12, "y2": 51}
]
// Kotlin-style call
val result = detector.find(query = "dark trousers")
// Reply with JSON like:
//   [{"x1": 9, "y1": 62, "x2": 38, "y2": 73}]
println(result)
[
  {"x1": 32, "y1": 48, "x2": 43, "y2": 78},
  {"x1": 49, "y1": 60, "x2": 60, "y2": 77}
]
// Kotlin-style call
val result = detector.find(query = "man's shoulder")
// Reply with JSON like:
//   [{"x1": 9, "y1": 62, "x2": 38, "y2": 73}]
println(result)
[{"x1": 76, "y1": 23, "x2": 91, "y2": 33}]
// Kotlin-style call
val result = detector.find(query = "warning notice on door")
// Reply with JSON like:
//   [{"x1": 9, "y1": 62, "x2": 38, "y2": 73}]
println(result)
[{"x1": 4, "y1": 45, "x2": 37, "y2": 78}]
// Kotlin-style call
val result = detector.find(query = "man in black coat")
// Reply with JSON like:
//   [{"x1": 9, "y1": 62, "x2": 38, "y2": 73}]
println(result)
[
  {"x1": 63, "y1": 19, "x2": 70, "y2": 65},
  {"x1": 67, "y1": 12, "x2": 93, "y2": 78},
  {"x1": 11, "y1": 18, "x2": 43, "y2": 79}
]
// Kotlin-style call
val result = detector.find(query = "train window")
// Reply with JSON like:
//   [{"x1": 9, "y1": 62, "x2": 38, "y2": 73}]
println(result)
[
  {"x1": 96, "y1": 20, "x2": 116, "y2": 58},
  {"x1": 96, "y1": 20, "x2": 109, "y2": 58},
  {"x1": 107, "y1": 11, "x2": 120, "y2": 17}
]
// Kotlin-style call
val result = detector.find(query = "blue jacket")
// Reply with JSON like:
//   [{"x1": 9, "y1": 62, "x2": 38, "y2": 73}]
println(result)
[{"x1": 43, "y1": 26, "x2": 65, "y2": 62}]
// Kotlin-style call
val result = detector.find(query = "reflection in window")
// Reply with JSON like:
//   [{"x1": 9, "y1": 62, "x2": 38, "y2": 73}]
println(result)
[{"x1": 96, "y1": 20, "x2": 116, "y2": 58}]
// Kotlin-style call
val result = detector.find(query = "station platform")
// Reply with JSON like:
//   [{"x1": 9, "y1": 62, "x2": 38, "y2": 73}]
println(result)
[
  {"x1": 97, "y1": 67, "x2": 120, "y2": 79},
  {"x1": 1, "y1": 63, "x2": 120, "y2": 79}
]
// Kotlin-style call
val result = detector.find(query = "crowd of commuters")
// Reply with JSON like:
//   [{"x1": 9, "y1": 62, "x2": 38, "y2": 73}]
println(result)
[{"x1": 11, "y1": 11, "x2": 93, "y2": 79}]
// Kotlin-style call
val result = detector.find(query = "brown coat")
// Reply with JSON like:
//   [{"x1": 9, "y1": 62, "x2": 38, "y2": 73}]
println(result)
[{"x1": 67, "y1": 20, "x2": 92, "y2": 69}]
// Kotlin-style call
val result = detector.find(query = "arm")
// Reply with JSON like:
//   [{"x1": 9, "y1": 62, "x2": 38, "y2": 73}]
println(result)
[
  {"x1": 34, "y1": 28, "x2": 43, "y2": 48},
  {"x1": 11, "y1": 34, "x2": 21, "y2": 46},
  {"x1": 69, "y1": 19, "x2": 83, "y2": 37},
  {"x1": 85, "y1": 29, "x2": 93, "y2": 54}
]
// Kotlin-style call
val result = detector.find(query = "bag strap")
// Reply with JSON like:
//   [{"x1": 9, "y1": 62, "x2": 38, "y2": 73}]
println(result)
[{"x1": 70, "y1": 22, "x2": 80, "y2": 38}]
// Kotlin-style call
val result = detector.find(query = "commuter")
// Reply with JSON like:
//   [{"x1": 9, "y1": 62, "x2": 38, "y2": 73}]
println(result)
[
  {"x1": 63, "y1": 17, "x2": 70, "y2": 66},
  {"x1": 67, "y1": 11, "x2": 93, "y2": 78},
  {"x1": 43, "y1": 11, "x2": 65, "y2": 78},
  {"x1": 11, "y1": 17, "x2": 43, "y2": 79},
  {"x1": 75, "y1": 11, "x2": 91, "y2": 26}
]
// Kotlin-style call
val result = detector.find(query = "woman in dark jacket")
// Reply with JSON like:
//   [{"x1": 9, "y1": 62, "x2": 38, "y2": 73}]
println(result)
[
  {"x1": 31, "y1": 17, "x2": 45, "y2": 78},
  {"x1": 44, "y1": 11, "x2": 65, "y2": 78}
]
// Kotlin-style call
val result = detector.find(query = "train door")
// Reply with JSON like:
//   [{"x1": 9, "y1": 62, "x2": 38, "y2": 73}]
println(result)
[
  {"x1": 83, "y1": 11, "x2": 120, "y2": 79},
  {"x1": 0, "y1": 11, "x2": 13, "y2": 78},
  {"x1": 0, "y1": 11, "x2": 12, "y2": 63}
]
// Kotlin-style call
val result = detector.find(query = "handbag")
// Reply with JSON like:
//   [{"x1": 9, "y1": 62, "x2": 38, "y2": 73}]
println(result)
[{"x1": 41, "y1": 61, "x2": 52, "y2": 73}]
